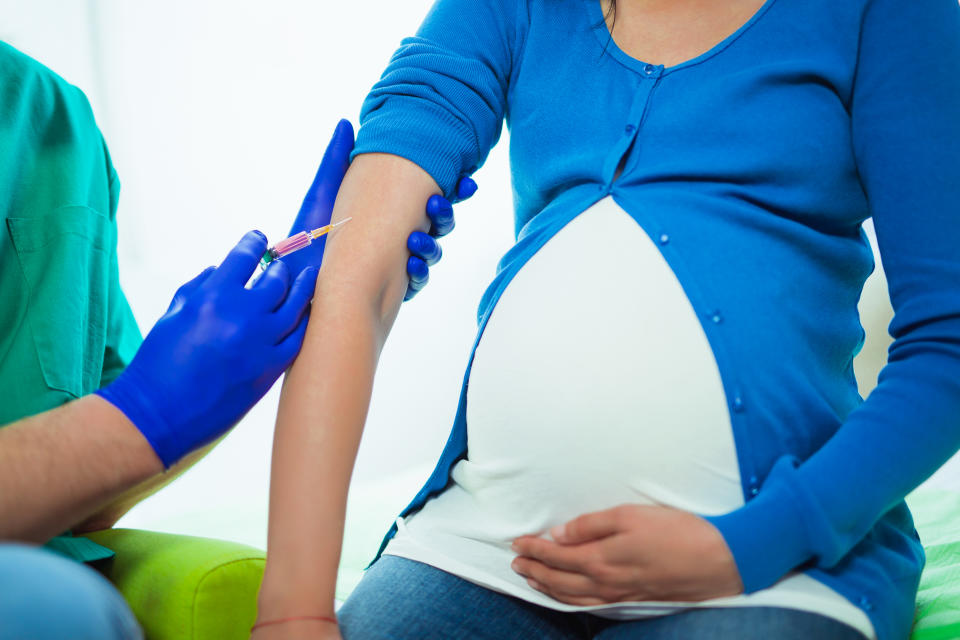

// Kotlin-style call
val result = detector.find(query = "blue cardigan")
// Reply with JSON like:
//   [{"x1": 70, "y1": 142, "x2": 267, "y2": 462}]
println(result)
[{"x1": 351, "y1": 1, "x2": 960, "y2": 638}]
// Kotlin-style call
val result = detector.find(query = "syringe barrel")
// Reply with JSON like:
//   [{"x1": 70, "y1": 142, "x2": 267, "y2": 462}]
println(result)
[
  {"x1": 259, "y1": 231, "x2": 314, "y2": 270},
  {"x1": 271, "y1": 231, "x2": 313, "y2": 258}
]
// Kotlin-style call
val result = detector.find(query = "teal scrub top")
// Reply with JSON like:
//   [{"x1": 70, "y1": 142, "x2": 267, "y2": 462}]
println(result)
[{"x1": 0, "y1": 42, "x2": 143, "y2": 562}]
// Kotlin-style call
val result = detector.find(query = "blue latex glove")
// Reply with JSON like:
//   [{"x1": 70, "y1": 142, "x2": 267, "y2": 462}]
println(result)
[
  {"x1": 404, "y1": 176, "x2": 478, "y2": 301},
  {"x1": 96, "y1": 231, "x2": 318, "y2": 468},
  {"x1": 280, "y1": 119, "x2": 478, "y2": 301}
]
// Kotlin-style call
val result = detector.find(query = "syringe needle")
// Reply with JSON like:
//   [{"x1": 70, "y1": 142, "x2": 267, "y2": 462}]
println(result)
[{"x1": 310, "y1": 217, "x2": 353, "y2": 239}]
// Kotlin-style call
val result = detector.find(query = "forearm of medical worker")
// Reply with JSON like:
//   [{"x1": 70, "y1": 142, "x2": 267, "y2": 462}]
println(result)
[
  {"x1": 256, "y1": 153, "x2": 438, "y2": 631},
  {"x1": 71, "y1": 437, "x2": 221, "y2": 533},
  {"x1": 0, "y1": 394, "x2": 164, "y2": 541}
]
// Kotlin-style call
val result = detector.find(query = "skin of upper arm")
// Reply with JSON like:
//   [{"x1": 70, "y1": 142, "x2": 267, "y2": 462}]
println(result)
[{"x1": 310, "y1": 152, "x2": 440, "y2": 335}]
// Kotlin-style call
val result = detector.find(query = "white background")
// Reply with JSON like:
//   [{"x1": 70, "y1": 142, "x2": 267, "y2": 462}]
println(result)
[{"x1": 1, "y1": 0, "x2": 956, "y2": 569}]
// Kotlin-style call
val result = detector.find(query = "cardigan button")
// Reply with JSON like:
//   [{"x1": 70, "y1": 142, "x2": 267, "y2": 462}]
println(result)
[
  {"x1": 643, "y1": 63, "x2": 655, "y2": 74},
  {"x1": 711, "y1": 311, "x2": 723, "y2": 324},
  {"x1": 625, "y1": 124, "x2": 636, "y2": 134},
  {"x1": 658, "y1": 233, "x2": 670, "y2": 245},
  {"x1": 732, "y1": 396, "x2": 744, "y2": 412},
  {"x1": 859, "y1": 596, "x2": 874, "y2": 611}
]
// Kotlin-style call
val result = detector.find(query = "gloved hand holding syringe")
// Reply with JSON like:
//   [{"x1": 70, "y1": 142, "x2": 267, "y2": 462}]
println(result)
[{"x1": 259, "y1": 217, "x2": 353, "y2": 270}]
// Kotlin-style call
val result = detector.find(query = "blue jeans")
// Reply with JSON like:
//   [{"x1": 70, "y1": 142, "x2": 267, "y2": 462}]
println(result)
[
  {"x1": 0, "y1": 543, "x2": 142, "y2": 640},
  {"x1": 339, "y1": 556, "x2": 868, "y2": 640}
]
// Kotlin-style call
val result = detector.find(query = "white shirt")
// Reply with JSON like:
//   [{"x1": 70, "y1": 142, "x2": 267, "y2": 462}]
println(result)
[{"x1": 384, "y1": 197, "x2": 874, "y2": 639}]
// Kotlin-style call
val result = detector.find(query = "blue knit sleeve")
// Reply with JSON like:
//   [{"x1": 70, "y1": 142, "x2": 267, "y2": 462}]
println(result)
[
  {"x1": 351, "y1": 0, "x2": 525, "y2": 198},
  {"x1": 704, "y1": 0, "x2": 960, "y2": 592}
]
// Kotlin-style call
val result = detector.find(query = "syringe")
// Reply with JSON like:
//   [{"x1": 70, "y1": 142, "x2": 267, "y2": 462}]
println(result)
[{"x1": 259, "y1": 217, "x2": 352, "y2": 270}]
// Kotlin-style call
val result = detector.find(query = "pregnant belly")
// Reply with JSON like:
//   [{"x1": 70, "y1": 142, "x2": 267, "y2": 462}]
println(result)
[
  {"x1": 387, "y1": 198, "x2": 874, "y2": 638},
  {"x1": 457, "y1": 197, "x2": 744, "y2": 538}
]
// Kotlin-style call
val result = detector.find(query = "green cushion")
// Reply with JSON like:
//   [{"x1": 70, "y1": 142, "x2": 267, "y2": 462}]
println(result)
[
  {"x1": 82, "y1": 529, "x2": 265, "y2": 640},
  {"x1": 908, "y1": 489, "x2": 960, "y2": 640}
]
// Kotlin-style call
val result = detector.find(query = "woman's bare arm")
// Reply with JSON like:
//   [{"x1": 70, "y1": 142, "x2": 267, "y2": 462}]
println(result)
[{"x1": 256, "y1": 153, "x2": 439, "y2": 623}]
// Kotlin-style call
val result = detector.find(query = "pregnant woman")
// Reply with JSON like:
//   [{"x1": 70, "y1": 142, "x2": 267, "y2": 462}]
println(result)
[{"x1": 252, "y1": 1, "x2": 960, "y2": 639}]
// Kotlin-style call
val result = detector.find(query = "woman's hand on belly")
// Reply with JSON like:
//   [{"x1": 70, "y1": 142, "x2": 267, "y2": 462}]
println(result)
[{"x1": 510, "y1": 504, "x2": 744, "y2": 605}]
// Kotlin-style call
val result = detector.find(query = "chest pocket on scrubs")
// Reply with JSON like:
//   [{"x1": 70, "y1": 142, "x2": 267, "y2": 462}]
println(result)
[{"x1": 7, "y1": 206, "x2": 112, "y2": 398}]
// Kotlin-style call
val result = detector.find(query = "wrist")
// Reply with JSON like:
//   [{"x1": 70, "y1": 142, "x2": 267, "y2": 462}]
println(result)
[
  {"x1": 257, "y1": 581, "x2": 337, "y2": 622},
  {"x1": 702, "y1": 456, "x2": 813, "y2": 592},
  {"x1": 95, "y1": 366, "x2": 179, "y2": 468},
  {"x1": 84, "y1": 394, "x2": 165, "y2": 478},
  {"x1": 253, "y1": 614, "x2": 337, "y2": 629}
]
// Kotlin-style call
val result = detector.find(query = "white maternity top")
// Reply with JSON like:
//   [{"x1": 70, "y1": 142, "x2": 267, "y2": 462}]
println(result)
[{"x1": 383, "y1": 197, "x2": 874, "y2": 639}]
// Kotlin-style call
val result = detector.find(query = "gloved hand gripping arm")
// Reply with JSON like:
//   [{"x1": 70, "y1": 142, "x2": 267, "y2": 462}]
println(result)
[{"x1": 280, "y1": 119, "x2": 477, "y2": 300}]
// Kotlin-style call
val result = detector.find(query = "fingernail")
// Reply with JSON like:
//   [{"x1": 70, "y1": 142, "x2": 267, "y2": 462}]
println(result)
[
  {"x1": 252, "y1": 230, "x2": 267, "y2": 242},
  {"x1": 510, "y1": 541, "x2": 520, "y2": 552},
  {"x1": 526, "y1": 578, "x2": 540, "y2": 590},
  {"x1": 511, "y1": 559, "x2": 521, "y2": 572},
  {"x1": 549, "y1": 525, "x2": 565, "y2": 541}
]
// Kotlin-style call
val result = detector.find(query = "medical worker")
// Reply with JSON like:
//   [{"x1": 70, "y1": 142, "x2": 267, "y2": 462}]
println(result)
[{"x1": 0, "y1": 41, "x2": 474, "y2": 639}]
